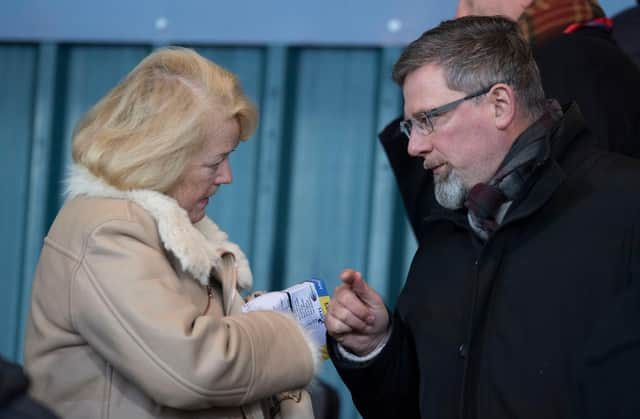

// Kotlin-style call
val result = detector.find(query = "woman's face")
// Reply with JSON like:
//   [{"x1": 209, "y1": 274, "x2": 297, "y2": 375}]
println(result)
[{"x1": 168, "y1": 117, "x2": 240, "y2": 223}]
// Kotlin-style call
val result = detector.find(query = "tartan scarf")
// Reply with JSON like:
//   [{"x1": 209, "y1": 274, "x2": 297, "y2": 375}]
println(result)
[
  {"x1": 518, "y1": 0, "x2": 607, "y2": 45},
  {"x1": 465, "y1": 100, "x2": 563, "y2": 240}
]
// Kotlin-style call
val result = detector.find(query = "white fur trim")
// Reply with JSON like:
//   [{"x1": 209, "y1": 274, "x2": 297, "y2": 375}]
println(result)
[{"x1": 65, "y1": 164, "x2": 253, "y2": 289}]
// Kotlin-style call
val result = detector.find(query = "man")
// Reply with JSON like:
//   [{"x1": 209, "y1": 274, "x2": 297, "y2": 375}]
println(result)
[
  {"x1": 388, "y1": 0, "x2": 640, "y2": 240},
  {"x1": 0, "y1": 357, "x2": 59, "y2": 419},
  {"x1": 326, "y1": 16, "x2": 640, "y2": 419}
]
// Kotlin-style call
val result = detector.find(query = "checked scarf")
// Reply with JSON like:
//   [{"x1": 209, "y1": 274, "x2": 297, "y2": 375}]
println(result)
[{"x1": 465, "y1": 100, "x2": 563, "y2": 240}]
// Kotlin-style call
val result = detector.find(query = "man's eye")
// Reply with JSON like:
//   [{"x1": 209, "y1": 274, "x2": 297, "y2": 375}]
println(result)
[{"x1": 416, "y1": 114, "x2": 430, "y2": 127}]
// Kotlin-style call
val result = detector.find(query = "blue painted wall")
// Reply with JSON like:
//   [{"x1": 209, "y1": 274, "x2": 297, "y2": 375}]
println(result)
[{"x1": 1, "y1": 0, "x2": 633, "y2": 45}]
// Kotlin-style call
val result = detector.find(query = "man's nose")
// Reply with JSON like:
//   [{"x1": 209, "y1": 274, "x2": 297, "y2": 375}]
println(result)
[{"x1": 407, "y1": 130, "x2": 432, "y2": 157}]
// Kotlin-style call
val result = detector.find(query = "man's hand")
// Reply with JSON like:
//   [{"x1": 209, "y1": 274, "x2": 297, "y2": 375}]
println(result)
[{"x1": 326, "y1": 269, "x2": 389, "y2": 356}]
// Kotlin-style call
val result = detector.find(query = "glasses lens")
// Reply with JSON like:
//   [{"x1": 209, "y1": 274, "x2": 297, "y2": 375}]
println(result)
[{"x1": 415, "y1": 114, "x2": 432, "y2": 135}]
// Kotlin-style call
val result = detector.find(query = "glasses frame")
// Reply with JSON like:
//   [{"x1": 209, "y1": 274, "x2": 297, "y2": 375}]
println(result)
[{"x1": 400, "y1": 85, "x2": 494, "y2": 138}]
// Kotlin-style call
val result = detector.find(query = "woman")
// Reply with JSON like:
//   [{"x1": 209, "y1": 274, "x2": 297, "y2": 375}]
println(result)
[{"x1": 23, "y1": 47, "x2": 318, "y2": 419}]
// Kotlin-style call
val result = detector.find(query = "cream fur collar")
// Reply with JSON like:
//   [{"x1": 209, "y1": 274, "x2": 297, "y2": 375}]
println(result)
[{"x1": 65, "y1": 164, "x2": 253, "y2": 290}]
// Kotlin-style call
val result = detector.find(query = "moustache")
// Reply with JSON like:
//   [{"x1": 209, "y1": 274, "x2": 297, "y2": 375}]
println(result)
[{"x1": 423, "y1": 160, "x2": 447, "y2": 171}]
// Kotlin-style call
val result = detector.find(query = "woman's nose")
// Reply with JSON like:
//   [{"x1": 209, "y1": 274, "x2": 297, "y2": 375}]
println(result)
[{"x1": 216, "y1": 159, "x2": 233, "y2": 184}]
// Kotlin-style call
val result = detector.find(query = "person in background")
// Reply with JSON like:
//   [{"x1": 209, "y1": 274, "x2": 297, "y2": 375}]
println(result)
[
  {"x1": 23, "y1": 46, "x2": 317, "y2": 419},
  {"x1": 0, "y1": 357, "x2": 59, "y2": 419},
  {"x1": 613, "y1": 0, "x2": 640, "y2": 68},
  {"x1": 460, "y1": 0, "x2": 640, "y2": 156},
  {"x1": 326, "y1": 16, "x2": 640, "y2": 419},
  {"x1": 383, "y1": 0, "x2": 640, "y2": 241}
]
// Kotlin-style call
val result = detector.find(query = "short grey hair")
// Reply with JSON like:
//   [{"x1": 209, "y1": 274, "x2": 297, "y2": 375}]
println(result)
[{"x1": 393, "y1": 16, "x2": 547, "y2": 118}]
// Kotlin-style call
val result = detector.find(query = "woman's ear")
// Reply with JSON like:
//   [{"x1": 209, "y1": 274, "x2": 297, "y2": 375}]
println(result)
[{"x1": 489, "y1": 84, "x2": 517, "y2": 130}]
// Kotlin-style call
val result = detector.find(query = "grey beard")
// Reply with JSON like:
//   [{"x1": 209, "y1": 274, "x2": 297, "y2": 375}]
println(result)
[{"x1": 434, "y1": 169, "x2": 467, "y2": 210}]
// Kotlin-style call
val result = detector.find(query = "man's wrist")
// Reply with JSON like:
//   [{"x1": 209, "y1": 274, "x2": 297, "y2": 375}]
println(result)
[{"x1": 336, "y1": 326, "x2": 392, "y2": 363}]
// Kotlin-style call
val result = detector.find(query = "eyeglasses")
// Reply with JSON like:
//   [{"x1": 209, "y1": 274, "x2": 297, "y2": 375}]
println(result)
[{"x1": 399, "y1": 85, "x2": 494, "y2": 138}]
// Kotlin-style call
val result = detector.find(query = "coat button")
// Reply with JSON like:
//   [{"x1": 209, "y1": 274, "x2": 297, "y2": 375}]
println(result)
[{"x1": 458, "y1": 344, "x2": 468, "y2": 358}]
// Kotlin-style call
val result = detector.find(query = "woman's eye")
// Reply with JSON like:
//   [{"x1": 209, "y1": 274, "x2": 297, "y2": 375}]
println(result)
[
  {"x1": 206, "y1": 154, "x2": 230, "y2": 170},
  {"x1": 205, "y1": 162, "x2": 220, "y2": 171},
  {"x1": 208, "y1": 159, "x2": 224, "y2": 169}
]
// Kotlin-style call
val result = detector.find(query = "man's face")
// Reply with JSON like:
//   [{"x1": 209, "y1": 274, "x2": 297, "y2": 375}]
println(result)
[{"x1": 402, "y1": 64, "x2": 508, "y2": 209}]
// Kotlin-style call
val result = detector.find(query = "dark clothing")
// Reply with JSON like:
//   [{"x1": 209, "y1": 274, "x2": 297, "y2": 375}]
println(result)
[
  {"x1": 375, "y1": 115, "x2": 433, "y2": 240},
  {"x1": 374, "y1": 27, "x2": 640, "y2": 244},
  {"x1": 0, "y1": 358, "x2": 59, "y2": 419},
  {"x1": 330, "y1": 104, "x2": 640, "y2": 419},
  {"x1": 613, "y1": 4, "x2": 640, "y2": 68},
  {"x1": 533, "y1": 26, "x2": 640, "y2": 157}
]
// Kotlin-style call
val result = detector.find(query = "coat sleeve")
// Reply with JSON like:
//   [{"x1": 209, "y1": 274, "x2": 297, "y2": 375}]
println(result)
[
  {"x1": 328, "y1": 311, "x2": 420, "y2": 419},
  {"x1": 69, "y1": 214, "x2": 316, "y2": 410},
  {"x1": 379, "y1": 117, "x2": 437, "y2": 243}
]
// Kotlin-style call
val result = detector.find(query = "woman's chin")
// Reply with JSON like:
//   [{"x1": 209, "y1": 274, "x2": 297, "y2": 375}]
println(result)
[{"x1": 189, "y1": 209, "x2": 206, "y2": 224}]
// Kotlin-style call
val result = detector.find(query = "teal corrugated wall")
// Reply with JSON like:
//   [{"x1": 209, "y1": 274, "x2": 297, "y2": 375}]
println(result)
[{"x1": 0, "y1": 43, "x2": 417, "y2": 419}]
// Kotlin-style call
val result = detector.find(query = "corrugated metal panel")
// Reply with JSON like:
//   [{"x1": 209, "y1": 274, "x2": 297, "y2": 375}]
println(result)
[
  {"x1": 0, "y1": 42, "x2": 416, "y2": 419},
  {"x1": 0, "y1": 44, "x2": 38, "y2": 359}
]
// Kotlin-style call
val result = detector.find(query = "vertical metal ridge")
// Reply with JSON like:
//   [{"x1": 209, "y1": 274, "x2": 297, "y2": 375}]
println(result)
[
  {"x1": 364, "y1": 47, "x2": 404, "y2": 304},
  {"x1": 251, "y1": 45, "x2": 289, "y2": 292},
  {"x1": 0, "y1": 43, "x2": 37, "y2": 361},
  {"x1": 15, "y1": 43, "x2": 58, "y2": 361}
]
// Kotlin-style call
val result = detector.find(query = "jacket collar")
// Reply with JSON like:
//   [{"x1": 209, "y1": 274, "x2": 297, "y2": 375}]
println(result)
[
  {"x1": 64, "y1": 164, "x2": 253, "y2": 290},
  {"x1": 424, "y1": 102, "x2": 590, "y2": 234},
  {"x1": 501, "y1": 101, "x2": 590, "y2": 226}
]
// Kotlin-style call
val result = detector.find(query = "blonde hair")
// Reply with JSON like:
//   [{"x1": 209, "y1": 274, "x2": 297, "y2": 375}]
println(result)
[{"x1": 72, "y1": 46, "x2": 258, "y2": 192}]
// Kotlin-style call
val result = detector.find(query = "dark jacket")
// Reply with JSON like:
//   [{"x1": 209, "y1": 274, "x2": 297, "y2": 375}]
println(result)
[
  {"x1": 330, "y1": 103, "x2": 640, "y2": 419},
  {"x1": 533, "y1": 26, "x2": 640, "y2": 157},
  {"x1": 613, "y1": 3, "x2": 640, "y2": 68},
  {"x1": 0, "y1": 357, "x2": 59, "y2": 419}
]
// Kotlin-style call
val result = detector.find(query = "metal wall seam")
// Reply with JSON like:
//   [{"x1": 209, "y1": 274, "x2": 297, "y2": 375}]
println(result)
[
  {"x1": 0, "y1": 44, "x2": 37, "y2": 360},
  {"x1": 364, "y1": 47, "x2": 403, "y2": 305},
  {"x1": 250, "y1": 45, "x2": 289, "y2": 292},
  {"x1": 16, "y1": 43, "x2": 58, "y2": 361}
]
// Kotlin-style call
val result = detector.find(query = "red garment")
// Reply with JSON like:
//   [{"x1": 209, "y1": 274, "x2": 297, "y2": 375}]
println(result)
[{"x1": 518, "y1": 0, "x2": 606, "y2": 45}]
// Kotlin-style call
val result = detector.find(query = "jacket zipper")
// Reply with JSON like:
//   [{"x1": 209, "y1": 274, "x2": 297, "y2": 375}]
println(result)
[
  {"x1": 202, "y1": 285, "x2": 212, "y2": 316},
  {"x1": 458, "y1": 255, "x2": 480, "y2": 419}
]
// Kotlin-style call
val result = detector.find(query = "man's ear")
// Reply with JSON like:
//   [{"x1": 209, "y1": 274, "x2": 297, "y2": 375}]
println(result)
[{"x1": 489, "y1": 84, "x2": 516, "y2": 130}]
